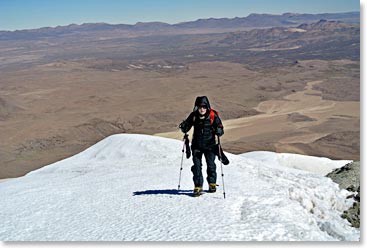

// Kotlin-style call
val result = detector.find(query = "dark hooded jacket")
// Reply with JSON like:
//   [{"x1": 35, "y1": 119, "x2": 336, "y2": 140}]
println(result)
[{"x1": 180, "y1": 96, "x2": 224, "y2": 150}]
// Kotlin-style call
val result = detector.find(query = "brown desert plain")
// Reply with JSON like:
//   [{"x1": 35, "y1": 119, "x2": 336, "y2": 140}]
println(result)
[{"x1": 0, "y1": 15, "x2": 360, "y2": 179}]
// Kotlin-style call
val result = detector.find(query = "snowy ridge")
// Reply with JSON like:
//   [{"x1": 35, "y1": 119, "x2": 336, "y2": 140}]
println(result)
[
  {"x1": 0, "y1": 134, "x2": 359, "y2": 241},
  {"x1": 239, "y1": 151, "x2": 352, "y2": 175}
]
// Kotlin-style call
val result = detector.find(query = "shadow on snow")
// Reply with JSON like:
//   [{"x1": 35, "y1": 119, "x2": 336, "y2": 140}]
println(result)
[{"x1": 133, "y1": 189, "x2": 193, "y2": 197}]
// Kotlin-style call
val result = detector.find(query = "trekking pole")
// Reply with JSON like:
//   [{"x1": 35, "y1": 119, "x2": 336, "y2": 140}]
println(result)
[
  {"x1": 178, "y1": 134, "x2": 187, "y2": 190},
  {"x1": 217, "y1": 136, "x2": 226, "y2": 199}
]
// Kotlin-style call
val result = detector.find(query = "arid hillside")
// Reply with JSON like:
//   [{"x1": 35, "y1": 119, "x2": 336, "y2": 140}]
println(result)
[{"x1": 0, "y1": 18, "x2": 360, "y2": 178}]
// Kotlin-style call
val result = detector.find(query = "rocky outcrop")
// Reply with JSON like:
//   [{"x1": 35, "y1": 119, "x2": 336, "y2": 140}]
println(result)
[{"x1": 326, "y1": 161, "x2": 360, "y2": 228}]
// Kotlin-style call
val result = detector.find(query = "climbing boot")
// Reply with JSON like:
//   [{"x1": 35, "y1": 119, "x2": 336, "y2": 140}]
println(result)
[
  {"x1": 193, "y1": 187, "x2": 203, "y2": 197},
  {"x1": 208, "y1": 183, "x2": 217, "y2": 193}
]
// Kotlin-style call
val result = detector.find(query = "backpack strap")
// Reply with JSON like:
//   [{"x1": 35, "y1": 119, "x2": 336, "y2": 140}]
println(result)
[
  {"x1": 210, "y1": 109, "x2": 215, "y2": 125},
  {"x1": 210, "y1": 109, "x2": 219, "y2": 125}
]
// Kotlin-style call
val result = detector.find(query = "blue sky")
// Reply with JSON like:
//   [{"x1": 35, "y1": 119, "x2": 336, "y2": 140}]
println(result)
[{"x1": 0, "y1": 0, "x2": 360, "y2": 31}]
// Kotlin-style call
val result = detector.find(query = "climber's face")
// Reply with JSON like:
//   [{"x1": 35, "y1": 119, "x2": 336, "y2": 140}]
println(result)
[{"x1": 198, "y1": 105, "x2": 207, "y2": 115}]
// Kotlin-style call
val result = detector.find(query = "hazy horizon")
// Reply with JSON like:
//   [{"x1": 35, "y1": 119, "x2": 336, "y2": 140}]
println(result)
[
  {"x1": 0, "y1": 10, "x2": 360, "y2": 32},
  {"x1": 0, "y1": 0, "x2": 360, "y2": 31}
]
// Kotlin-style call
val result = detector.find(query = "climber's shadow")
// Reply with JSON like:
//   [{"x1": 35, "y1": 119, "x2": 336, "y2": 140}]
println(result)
[{"x1": 133, "y1": 189, "x2": 193, "y2": 197}]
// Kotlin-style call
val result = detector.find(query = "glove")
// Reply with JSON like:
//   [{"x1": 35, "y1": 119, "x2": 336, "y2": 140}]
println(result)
[
  {"x1": 220, "y1": 149, "x2": 230, "y2": 165},
  {"x1": 184, "y1": 134, "x2": 191, "y2": 159},
  {"x1": 179, "y1": 120, "x2": 189, "y2": 133},
  {"x1": 216, "y1": 127, "x2": 224, "y2": 137},
  {"x1": 215, "y1": 144, "x2": 229, "y2": 165}
]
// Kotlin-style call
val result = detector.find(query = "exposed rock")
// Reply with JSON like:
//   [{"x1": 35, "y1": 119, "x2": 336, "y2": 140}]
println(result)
[
  {"x1": 326, "y1": 161, "x2": 360, "y2": 190},
  {"x1": 341, "y1": 190, "x2": 360, "y2": 228},
  {"x1": 16, "y1": 136, "x2": 66, "y2": 154},
  {"x1": 287, "y1": 112, "x2": 316, "y2": 122},
  {"x1": 326, "y1": 161, "x2": 360, "y2": 228}
]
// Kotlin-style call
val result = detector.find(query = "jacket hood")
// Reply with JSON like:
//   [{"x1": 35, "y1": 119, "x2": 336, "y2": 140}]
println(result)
[{"x1": 193, "y1": 96, "x2": 211, "y2": 112}]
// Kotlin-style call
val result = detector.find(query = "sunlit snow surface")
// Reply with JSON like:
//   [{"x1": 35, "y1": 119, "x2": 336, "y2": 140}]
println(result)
[
  {"x1": 239, "y1": 151, "x2": 352, "y2": 176},
  {"x1": 0, "y1": 134, "x2": 359, "y2": 241}
]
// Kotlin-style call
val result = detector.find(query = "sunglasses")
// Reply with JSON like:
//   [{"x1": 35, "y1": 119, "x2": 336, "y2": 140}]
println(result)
[{"x1": 198, "y1": 105, "x2": 207, "y2": 109}]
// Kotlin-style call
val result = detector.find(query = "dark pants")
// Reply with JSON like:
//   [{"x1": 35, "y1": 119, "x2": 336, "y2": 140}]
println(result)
[{"x1": 191, "y1": 149, "x2": 217, "y2": 187}]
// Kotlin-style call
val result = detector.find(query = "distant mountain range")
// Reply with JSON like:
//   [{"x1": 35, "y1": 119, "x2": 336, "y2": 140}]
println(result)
[
  {"x1": 0, "y1": 19, "x2": 359, "y2": 71},
  {"x1": 219, "y1": 19, "x2": 359, "y2": 47},
  {"x1": 0, "y1": 11, "x2": 359, "y2": 40},
  {"x1": 175, "y1": 12, "x2": 359, "y2": 28}
]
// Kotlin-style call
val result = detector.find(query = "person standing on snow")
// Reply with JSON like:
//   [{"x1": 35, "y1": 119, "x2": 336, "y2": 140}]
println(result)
[{"x1": 179, "y1": 96, "x2": 224, "y2": 197}]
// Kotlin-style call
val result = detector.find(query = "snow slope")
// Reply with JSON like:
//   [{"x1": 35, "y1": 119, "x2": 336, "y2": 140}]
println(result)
[
  {"x1": 0, "y1": 134, "x2": 359, "y2": 241},
  {"x1": 239, "y1": 151, "x2": 352, "y2": 176}
]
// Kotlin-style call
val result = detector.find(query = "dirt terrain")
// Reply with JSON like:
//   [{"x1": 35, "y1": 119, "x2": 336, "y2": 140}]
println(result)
[
  {"x1": 0, "y1": 20, "x2": 360, "y2": 179},
  {"x1": 156, "y1": 67, "x2": 359, "y2": 160},
  {"x1": 0, "y1": 59, "x2": 359, "y2": 178}
]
